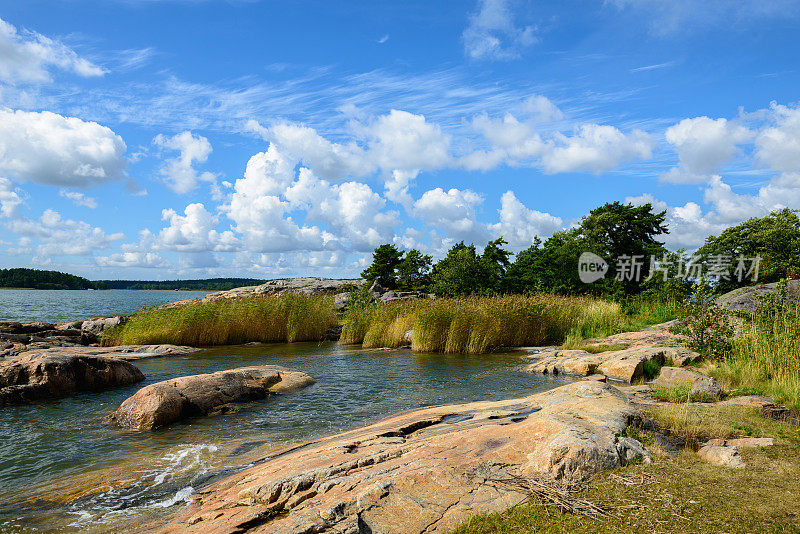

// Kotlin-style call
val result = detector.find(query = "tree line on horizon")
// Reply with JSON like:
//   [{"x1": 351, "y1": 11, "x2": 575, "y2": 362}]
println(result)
[
  {"x1": 360, "y1": 202, "x2": 800, "y2": 299},
  {"x1": 0, "y1": 268, "x2": 106, "y2": 290}
]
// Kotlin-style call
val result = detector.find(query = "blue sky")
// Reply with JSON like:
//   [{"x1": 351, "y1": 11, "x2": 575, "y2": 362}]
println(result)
[{"x1": 0, "y1": 0, "x2": 799, "y2": 280}]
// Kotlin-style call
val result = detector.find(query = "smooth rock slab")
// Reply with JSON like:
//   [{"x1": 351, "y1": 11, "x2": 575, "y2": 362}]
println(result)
[
  {"x1": 652, "y1": 367, "x2": 722, "y2": 397},
  {"x1": 108, "y1": 365, "x2": 315, "y2": 430},
  {"x1": 0, "y1": 352, "x2": 145, "y2": 406},
  {"x1": 148, "y1": 381, "x2": 650, "y2": 534}
]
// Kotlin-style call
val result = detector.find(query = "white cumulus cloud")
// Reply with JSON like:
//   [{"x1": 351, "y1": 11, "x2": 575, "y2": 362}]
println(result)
[
  {"x1": 662, "y1": 116, "x2": 753, "y2": 183},
  {"x1": 755, "y1": 102, "x2": 800, "y2": 173},
  {"x1": 0, "y1": 177, "x2": 23, "y2": 218},
  {"x1": 59, "y1": 190, "x2": 98, "y2": 209},
  {"x1": 96, "y1": 252, "x2": 168, "y2": 268},
  {"x1": 542, "y1": 124, "x2": 653, "y2": 174},
  {"x1": 153, "y1": 131, "x2": 216, "y2": 194},
  {"x1": 488, "y1": 191, "x2": 563, "y2": 249},
  {"x1": 0, "y1": 109, "x2": 127, "y2": 188},
  {"x1": 5, "y1": 209, "x2": 124, "y2": 256},
  {"x1": 414, "y1": 187, "x2": 486, "y2": 242},
  {"x1": 157, "y1": 203, "x2": 238, "y2": 253}
]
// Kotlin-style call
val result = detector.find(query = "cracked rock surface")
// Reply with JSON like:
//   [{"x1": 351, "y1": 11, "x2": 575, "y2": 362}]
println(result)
[
  {"x1": 149, "y1": 381, "x2": 650, "y2": 533},
  {"x1": 107, "y1": 365, "x2": 315, "y2": 430}
]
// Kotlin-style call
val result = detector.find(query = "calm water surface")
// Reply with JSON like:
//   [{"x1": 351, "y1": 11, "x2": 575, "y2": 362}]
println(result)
[
  {"x1": 0, "y1": 342, "x2": 574, "y2": 532},
  {"x1": 0, "y1": 289, "x2": 212, "y2": 323}
]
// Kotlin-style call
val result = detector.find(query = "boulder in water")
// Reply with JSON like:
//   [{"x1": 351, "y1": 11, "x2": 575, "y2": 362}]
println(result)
[
  {"x1": 108, "y1": 365, "x2": 315, "y2": 430},
  {"x1": 0, "y1": 352, "x2": 145, "y2": 406}
]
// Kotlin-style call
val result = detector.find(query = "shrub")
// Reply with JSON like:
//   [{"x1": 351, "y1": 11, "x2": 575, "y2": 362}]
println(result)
[{"x1": 669, "y1": 281, "x2": 734, "y2": 359}]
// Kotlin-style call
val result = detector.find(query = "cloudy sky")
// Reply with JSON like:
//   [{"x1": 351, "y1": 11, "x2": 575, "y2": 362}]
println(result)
[{"x1": 0, "y1": 0, "x2": 799, "y2": 280}]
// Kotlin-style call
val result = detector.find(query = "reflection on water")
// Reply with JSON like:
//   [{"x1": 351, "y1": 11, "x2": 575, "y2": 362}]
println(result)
[{"x1": 0, "y1": 342, "x2": 574, "y2": 532}]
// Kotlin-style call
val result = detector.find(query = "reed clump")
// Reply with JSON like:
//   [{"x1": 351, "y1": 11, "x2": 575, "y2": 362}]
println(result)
[
  {"x1": 101, "y1": 294, "x2": 337, "y2": 346},
  {"x1": 341, "y1": 295, "x2": 625, "y2": 354},
  {"x1": 715, "y1": 304, "x2": 800, "y2": 413}
]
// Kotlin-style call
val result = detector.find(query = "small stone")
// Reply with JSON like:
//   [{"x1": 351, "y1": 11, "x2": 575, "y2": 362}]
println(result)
[{"x1": 697, "y1": 445, "x2": 744, "y2": 468}]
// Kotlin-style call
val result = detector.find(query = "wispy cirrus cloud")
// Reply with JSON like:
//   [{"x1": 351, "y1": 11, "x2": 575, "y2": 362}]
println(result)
[{"x1": 0, "y1": 17, "x2": 106, "y2": 84}]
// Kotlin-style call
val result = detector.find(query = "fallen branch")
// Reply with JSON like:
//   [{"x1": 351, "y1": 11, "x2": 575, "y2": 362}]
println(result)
[{"x1": 485, "y1": 475, "x2": 613, "y2": 517}]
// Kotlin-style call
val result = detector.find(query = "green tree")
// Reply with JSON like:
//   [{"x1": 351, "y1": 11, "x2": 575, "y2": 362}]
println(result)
[
  {"x1": 396, "y1": 249, "x2": 432, "y2": 291},
  {"x1": 698, "y1": 208, "x2": 800, "y2": 293},
  {"x1": 430, "y1": 242, "x2": 497, "y2": 297},
  {"x1": 361, "y1": 244, "x2": 404, "y2": 288},
  {"x1": 504, "y1": 202, "x2": 668, "y2": 297},
  {"x1": 482, "y1": 237, "x2": 512, "y2": 281},
  {"x1": 504, "y1": 230, "x2": 589, "y2": 295}
]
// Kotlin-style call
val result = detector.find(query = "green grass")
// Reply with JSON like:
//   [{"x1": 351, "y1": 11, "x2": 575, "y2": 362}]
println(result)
[
  {"x1": 619, "y1": 296, "x2": 681, "y2": 332},
  {"x1": 650, "y1": 385, "x2": 718, "y2": 404},
  {"x1": 341, "y1": 295, "x2": 628, "y2": 354},
  {"x1": 101, "y1": 294, "x2": 337, "y2": 346},
  {"x1": 559, "y1": 331, "x2": 628, "y2": 353},
  {"x1": 712, "y1": 306, "x2": 800, "y2": 413}
]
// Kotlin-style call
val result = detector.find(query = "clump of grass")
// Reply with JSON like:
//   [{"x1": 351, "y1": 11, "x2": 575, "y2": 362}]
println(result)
[
  {"x1": 341, "y1": 294, "x2": 627, "y2": 354},
  {"x1": 559, "y1": 331, "x2": 628, "y2": 354},
  {"x1": 620, "y1": 296, "x2": 680, "y2": 331},
  {"x1": 647, "y1": 405, "x2": 761, "y2": 444},
  {"x1": 650, "y1": 385, "x2": 717, "y2": 403},
  {"x1": 713, "y1": 301, "x2": 800, "y2": 413},
  {"x1": 101, "y1": 294, "x2": 337, "y2": 346},
  {"x1": 642, "y1": 359, "x2": 664, "y2": 381}
]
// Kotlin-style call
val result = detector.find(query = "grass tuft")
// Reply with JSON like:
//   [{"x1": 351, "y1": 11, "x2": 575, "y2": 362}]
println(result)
[
  {"x1": 650, "y1": 385, "x2": 717, "y2": 404},
  {"x1": 647, "y1": 405, "x2": 762, "y2": 444},
  {"x1": 101, "y1": 294, "x2": 337, "y2": 346}
]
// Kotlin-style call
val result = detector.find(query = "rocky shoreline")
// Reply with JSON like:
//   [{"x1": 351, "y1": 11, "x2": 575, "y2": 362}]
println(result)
[{"x1": 2, "y1": 279, "x2": 798, "y2": 532}]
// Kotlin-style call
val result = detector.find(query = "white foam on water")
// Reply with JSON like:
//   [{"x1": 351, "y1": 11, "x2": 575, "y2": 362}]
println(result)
[
  {"x1": 152, "y1": 443, "x2": 218, "y2": 486},
  {"x1": 150, "y1": 486, "x2": 194, "y2": 509},
  {"x1": 66, "y1": 509, "x2": 93, "y2": 527}
]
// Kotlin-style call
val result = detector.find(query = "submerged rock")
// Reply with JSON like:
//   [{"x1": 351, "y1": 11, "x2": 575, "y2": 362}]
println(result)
[
  {"x1": 0, "y1": 352, "x2": 145, "y2": 406},
  {"x1": 108, "y1": 365, "x2": 315, "y2": 430},
  {"x1": 148, "y1": 381, "x2": 650, "y2": 533}
]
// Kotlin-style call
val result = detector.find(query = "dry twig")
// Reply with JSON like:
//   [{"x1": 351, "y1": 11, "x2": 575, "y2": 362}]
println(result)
[{"x1": 485, "y1": 475, "x2": 614, "y2": 517}]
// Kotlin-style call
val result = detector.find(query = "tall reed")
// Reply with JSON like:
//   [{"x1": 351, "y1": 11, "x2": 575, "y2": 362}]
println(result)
[
  {"x1": 341, "y1": 295, "x2": 625, "y2": 354},
  {"x1": 101, "y1": 294, "x2": 337, "y2": 346},
  {"x1": 716, "y1": 305, "x2": 800, "y2": 412}
]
